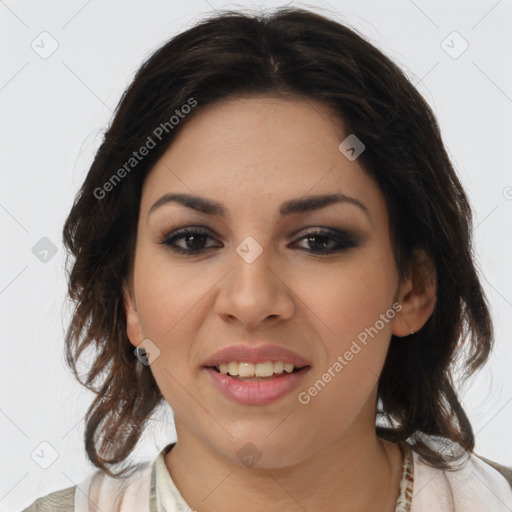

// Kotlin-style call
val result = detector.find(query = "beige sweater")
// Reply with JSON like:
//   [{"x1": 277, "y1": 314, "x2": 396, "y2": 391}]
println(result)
[{"x1": 21, "y1": 442, "x2": 512, "y2": 512}]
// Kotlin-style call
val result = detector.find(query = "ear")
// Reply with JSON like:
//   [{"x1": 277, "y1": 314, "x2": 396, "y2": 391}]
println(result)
[
  {"x1": 391, "y1": 248, "x2": 437, "y2": 338},
  {"x1": 123, "y1": 281, "x2": 144, "y2": 348}
]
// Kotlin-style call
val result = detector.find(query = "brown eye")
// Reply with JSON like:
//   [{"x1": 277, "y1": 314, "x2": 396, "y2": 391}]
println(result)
[
  {"x1": 290, "y1": 229, "x2": 358, "y2": 254},
  {"x1": 159, "y1": 227, "x2": 358, "y2": 257},
  {"x1": 159, "y1": 228, "x2": 221, "y2": 255}
]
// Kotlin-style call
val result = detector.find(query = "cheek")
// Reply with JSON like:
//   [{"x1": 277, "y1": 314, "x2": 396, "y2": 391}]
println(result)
[
  {"x1": 301, "y1": 259, "x2": 395, "y2": 344},
  {"x1": 133, "y1": 251, "x2": 209, "y2": 341},
  {"x1": 298, "y1": 316, "x2": 392, "y2": 438},
  {"x1": 298, "y1": 263, "x2": 395, "y2": 404},
  {"x1": 132, "y1": 249, "x2": 212, "y2": 384}
]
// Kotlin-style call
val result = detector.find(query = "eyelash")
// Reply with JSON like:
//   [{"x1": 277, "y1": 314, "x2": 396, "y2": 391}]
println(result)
[{"x1": 158, "y1": 226, "x2": 359, "y2": 256}]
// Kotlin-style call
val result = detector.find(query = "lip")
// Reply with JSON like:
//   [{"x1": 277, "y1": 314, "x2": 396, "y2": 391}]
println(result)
[
  {"x1": 202, "y1": 344, "x2": 311, "y2": 368},
  {"x1": 205, "y1": 366, "x2": 311, "y2": 405}
]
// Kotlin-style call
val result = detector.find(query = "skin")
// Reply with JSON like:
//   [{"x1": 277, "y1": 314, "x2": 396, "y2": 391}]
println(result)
[{"x1": 123, "y1": 95, "x2": 437, "y2": 512}]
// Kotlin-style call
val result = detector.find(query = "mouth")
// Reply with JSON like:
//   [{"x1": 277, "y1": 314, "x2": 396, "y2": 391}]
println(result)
[
  {"x1": 203, "y1": 364, "x2": 311, "y2": 406},
  {"x1": 205, "y1": 364, "x2": 310, "y2": 381}
]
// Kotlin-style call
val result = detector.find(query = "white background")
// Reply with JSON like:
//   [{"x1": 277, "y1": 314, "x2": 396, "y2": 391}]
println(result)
[{"x1": 1, "y1": 0, "x2": 511, "y2": 510}]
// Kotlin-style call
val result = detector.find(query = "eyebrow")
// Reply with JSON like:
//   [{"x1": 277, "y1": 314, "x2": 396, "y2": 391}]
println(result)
[{"x1": 147, "y1": 192, "x2": 370, "y2": 222}]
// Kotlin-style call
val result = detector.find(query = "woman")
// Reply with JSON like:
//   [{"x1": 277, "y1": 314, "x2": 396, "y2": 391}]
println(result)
[{"x1": 22, "y1": 6, "x2": 512, "y2": 512}]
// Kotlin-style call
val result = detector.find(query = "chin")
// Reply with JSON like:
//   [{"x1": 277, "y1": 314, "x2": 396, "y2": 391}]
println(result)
[{"x1": 213, "y1": 433, "x2": 310, "y2": 470}]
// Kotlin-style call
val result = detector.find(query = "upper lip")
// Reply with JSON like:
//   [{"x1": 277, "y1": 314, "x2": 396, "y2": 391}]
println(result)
[{"x1": 203, "y1": 344, "x2": 311, "y2": 368}]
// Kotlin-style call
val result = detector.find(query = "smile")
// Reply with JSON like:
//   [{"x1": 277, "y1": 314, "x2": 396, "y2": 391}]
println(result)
[{"x1": 204, "y1": 365, "x2": 311, "y2": 405}]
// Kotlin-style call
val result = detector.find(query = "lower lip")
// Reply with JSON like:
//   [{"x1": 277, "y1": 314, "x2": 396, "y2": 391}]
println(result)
[{"x1": 204, "y1": 367, "x2": 310, "y2": 406}]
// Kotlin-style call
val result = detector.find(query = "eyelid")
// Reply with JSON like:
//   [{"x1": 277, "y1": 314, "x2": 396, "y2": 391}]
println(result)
[
  {"x1": 158, "y1": 224, "x2": 361, "y2": 256},
  {"x1": 158, "y1": 224, "x2": 358, "y2": 242},
  {"x1": 295, "y1": 226, "x2": 358, "y2": 240}
]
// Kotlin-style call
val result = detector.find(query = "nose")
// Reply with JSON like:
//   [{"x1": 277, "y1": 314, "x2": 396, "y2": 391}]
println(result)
[{"x1": 214, "y1": 247, "x2": 295, "y2": 330}]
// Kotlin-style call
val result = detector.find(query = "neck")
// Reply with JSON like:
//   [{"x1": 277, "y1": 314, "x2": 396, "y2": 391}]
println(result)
[{"x1": 164, "y1": 428, "x2": 403, "y2": 512}]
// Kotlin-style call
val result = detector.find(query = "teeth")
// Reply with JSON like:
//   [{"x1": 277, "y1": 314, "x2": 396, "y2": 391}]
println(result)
[{"x1": 217, "y1": 361, "x2": 297, "y2": 377}]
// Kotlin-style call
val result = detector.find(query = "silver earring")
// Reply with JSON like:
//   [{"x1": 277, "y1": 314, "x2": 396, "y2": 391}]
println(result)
[{"x1": 134, "y1": 345, "x2": 147, "y2": 370}]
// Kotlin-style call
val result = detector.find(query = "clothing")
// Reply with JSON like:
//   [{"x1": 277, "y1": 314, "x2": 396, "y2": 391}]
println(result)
[{"x1": 20, "y1": 441, "x2": 512, "y2": 511}]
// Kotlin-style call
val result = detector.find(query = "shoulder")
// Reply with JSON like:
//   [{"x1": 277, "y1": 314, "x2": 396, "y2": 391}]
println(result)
[
  {"x1": 474, "y1": 453, "x2": 512, "y2": 487},
  {"x1": 20, "y1": 460, "x2": 153, "y2": 512},
  {"x1": 410, "y1": 447, "x2": 512, "y2": 511},
  {"x1": 20, "y1": 485, "x2": 75, "y2": 511}
]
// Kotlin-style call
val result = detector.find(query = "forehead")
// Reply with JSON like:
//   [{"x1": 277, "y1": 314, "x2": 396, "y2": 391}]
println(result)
[{"x1": 140, "y1": 96, "x2": 386, "y2": 224}]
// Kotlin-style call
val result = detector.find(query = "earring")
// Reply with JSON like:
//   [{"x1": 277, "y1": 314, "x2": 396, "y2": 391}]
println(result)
[{"x1": 135, "y1": 345, "x2": 147, "y2": 371}]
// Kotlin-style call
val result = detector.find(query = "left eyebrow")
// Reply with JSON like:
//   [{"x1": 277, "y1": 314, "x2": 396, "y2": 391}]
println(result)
[{"x1": 147, "y1": 192, "x2": 371, "y2": 222}]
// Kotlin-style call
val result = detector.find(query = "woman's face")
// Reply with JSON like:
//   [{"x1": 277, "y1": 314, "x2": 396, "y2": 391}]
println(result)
[{"x1": 124, "y1": 96, "x2": 419, "y2": 468}]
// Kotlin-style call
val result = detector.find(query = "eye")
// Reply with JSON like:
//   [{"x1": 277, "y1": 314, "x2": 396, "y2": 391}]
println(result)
[
  {"x1": 290, "y1": 229, "x2": 358, "y2": 254},
  {"x1": 159, "y1": 227, "x2": 220, "y2": 255},
  {"x1": 158, "y1": 227, "x2": 359, "y2": 256}
]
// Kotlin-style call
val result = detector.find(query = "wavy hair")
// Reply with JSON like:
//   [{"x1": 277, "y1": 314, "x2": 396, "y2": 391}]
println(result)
[{"x1": 62, "y1": 6, "x2": 493, "y2": 478}]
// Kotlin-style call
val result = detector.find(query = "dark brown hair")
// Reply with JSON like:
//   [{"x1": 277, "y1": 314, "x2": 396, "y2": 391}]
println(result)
[{"x1": 62, "y1": 6, "x2": 493, "y2": 478}]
